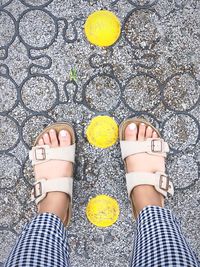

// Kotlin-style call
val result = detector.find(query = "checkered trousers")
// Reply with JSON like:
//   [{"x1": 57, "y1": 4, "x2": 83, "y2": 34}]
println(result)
[
  {"x1": 4, "y1": 213, "x2": 70, "y2": 267},
  {"x1": 5, "y1": 207, "x2": 200, "y2": 267},
  {"x1": 131, "y1": 206, "x2": 200, "y2": 267}
]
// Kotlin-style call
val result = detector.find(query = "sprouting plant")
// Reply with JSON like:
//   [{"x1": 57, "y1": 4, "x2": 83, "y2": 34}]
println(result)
[{"x1": 69, "y1": 67, "x2": 77, "y2": 82}]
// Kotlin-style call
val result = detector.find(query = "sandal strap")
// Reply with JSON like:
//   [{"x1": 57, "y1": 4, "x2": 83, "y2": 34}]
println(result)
[
  {"x1": 29, "y1": 144, "x2": 76, "y2": 165},
  {"x1": 126, "y1": 172, "x2": 174, "y2": 198},
  {"x1": 120, "y1": 138, "x2": 169, "y2": 160},
  {"x1": 31, "y1": 177, "x2": 73, "y2": 205}
]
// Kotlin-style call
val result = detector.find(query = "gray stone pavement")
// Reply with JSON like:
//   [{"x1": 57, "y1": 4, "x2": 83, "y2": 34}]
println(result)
[{"x1": 0, "y1": 0, "x2": 200, "y2": 266}]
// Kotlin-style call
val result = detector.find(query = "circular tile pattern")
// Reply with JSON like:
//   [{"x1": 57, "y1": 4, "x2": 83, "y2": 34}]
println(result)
[
  {"x1": 0, "y1": 192, "x2": 22, "y2": 227},
  {"x1": 0, "y1": 116, "x2": 19, "y2": 151},
  {"x1": 163, "y1": 114, "x2": 199, "y2": 151},
  {"x1": 0, "y1": 11, "x2": 15, "y2": 47},
  {"x1": 161, "y1": 8, "x2": 199, "y2": 66},
  {"x1": 124, "y1": 9, "x2": 160, "y2": 49},
  {"x1": 0, "y1": 155, "x2": 20, "y2": 188},
  {"x1": 20, "y1": 0, "x2": 52, "y2": 7},
  {"x1": 19, "y1": 9, "x2": 56, "y2": 48},
  {"x1": 22, "y1": 115, "x2": 53, "y2": 147},
  {"x1": 167, "y1": 154, "x2": 198, "y2": 188},
  {"x1": 128, "y1": 0, "x2": 157, "y2": 5},
  {"x1": 163, "y1": 73, "x2": 200, "y2": 111},
  {"x1": 0, "y1": 76, "x2": 17, "y2": 112},
  {"x1": 50, "y1": 103, "x2": 83, "y2": 124},
  {"x1": 123, "y1": 74, "x2": 160, "y2": 111},
  {"x1": 0, "y1": 0, "x2": 12, "y2": 7},
  {"x1": 83, "y1": 74, "x2": 121, "y2": 112},
  {"x1": 21, "y1": 76, "x2": 57, "y2": 112},
  {"x1": 0, "y1": 230, "x2": 17, "y2": 262},
  {"x1": 0, "y1": 0, "x2": 199, "y2": 264}
]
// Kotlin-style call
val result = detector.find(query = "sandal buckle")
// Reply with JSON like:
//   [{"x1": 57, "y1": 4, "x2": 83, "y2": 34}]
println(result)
[
  {"x1": 151, "y1": 139, "x2": 163, "y2": 153},
  {"x1": 159, "y1": 175, "x2": 169, "y2": 191},
  {"x1": 35, "y1": 147, "x2": 46, "y2": 160},
  {"x1": 32, "y1": 181, "x2": 43, "y2": 199}
]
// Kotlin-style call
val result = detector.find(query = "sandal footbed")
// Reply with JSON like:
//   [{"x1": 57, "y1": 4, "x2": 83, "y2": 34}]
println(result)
[
  {"x1": 119, "y1": 118, "x2": 161, "y2": 141},
  {"x1": 33, "y1": 122, "x2": 75, "y2": 146}
]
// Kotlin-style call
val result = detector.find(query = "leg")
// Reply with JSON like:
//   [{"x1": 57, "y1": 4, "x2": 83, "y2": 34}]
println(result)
[
  {"x1": 123, "y1": 122, "x2": 200, "y2": 267},
  {"x1": 132, "y1": 206, "x2": 200, "y2": 267},
  {"x1": 5, "y1": 128, "x2": 73, "y2": 267},
  {"x1": 5, "y1": 213, "x2": 70, "y2": 267}
]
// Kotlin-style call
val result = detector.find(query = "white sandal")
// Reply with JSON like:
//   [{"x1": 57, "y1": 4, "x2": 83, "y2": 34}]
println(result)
[
  {"x1": 119, "y1": 118, "x2": 174, "y2": 217},
  {"x1": 29, "y1": 122, "x2": 76, "y2": 226}
]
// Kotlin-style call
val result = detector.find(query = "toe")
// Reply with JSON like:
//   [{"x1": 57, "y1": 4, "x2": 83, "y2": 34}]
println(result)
[
  {"x1": 59, "y1": 130, "x2": 71, "y2": 147},
  {"x1": 38, "y1": 138, "x2": 44, "y2": 145},
  {"x1": 124, "y1": 123, "x2": 137, "y2": 141},
  {"x1": 138, "y1": 123, "x2": 146, "y2": 141},
  {"x1": 153, "y1": 131, "x2": 159, "y2": 138},
  {"x1": 49, "y1": 129, "x2": 59, "y2": 147},
  {"x1": 146, "y1": 126, "x2": 154, "y2": 139},
  {"x1": 43, "y1": 133, "x2": 51, "y2": 145}
]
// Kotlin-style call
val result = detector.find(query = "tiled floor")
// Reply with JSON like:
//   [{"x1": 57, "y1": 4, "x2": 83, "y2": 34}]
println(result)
[{"x1": 0, "y1": 0, "x2": 199, "y2": 266}]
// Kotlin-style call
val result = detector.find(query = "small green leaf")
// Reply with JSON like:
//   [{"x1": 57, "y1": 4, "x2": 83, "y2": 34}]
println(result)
[{"x1": 69, "y1": 67, "x2": 77, "y2": 82}]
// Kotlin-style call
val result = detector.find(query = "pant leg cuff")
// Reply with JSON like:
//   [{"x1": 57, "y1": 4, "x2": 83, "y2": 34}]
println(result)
[
  {"x1": 24, "y1": 212, "x2": 67, "y2": 240},
  {"x1": 136, "y1": 206, "x2": 178, "y2": 226}
]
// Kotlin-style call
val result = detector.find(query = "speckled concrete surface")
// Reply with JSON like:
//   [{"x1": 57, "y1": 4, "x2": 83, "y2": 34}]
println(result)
[{"x1": 0, "y1": 0, "x2": 200, "y2": 266}]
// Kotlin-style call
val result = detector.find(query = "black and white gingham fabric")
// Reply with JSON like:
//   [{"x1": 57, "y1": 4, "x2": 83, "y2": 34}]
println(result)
[
  {"x1": 4, "y1": 213, "x2": 70, "y2": 267},
  {"x1": 131, "y1": 206, "x2": 200, "y2": 267},
  {"x1": 5, "y1": 207, "x2": 200, "y2": 267}
]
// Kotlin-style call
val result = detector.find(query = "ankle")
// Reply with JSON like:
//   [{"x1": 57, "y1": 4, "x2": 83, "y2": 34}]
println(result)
[
  {"x1": 38, "y1": 192, "x2": 70, "y2": 223},
  {"x1": 131, "y1": 185, "x2": 164, "y2": 217}
]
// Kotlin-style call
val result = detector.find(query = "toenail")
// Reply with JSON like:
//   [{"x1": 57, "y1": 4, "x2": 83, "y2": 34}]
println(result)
[
  {"x1": 60, "y1": 130, "x2": 67, "y2": 137},
  {"x1": 44, "y1": 133, "x2": 48, "y2": 137},
  {"x1": 50, "y1": 129, "x2": 55, "y2": 133},
  {"x1": 140, "y1": 123, "x2": 145, "y2": 126},
  {"x1": 128, "y1": 123, "x2": 136, "y2": 130}
]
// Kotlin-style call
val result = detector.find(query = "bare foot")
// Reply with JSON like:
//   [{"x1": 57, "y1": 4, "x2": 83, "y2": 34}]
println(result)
[
  {"x1": 34, "y1": 128, "x2": 73, "y2": 224},
  {"x1": 125, "y1": 122, "x2": 164, "y2": 218}
]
